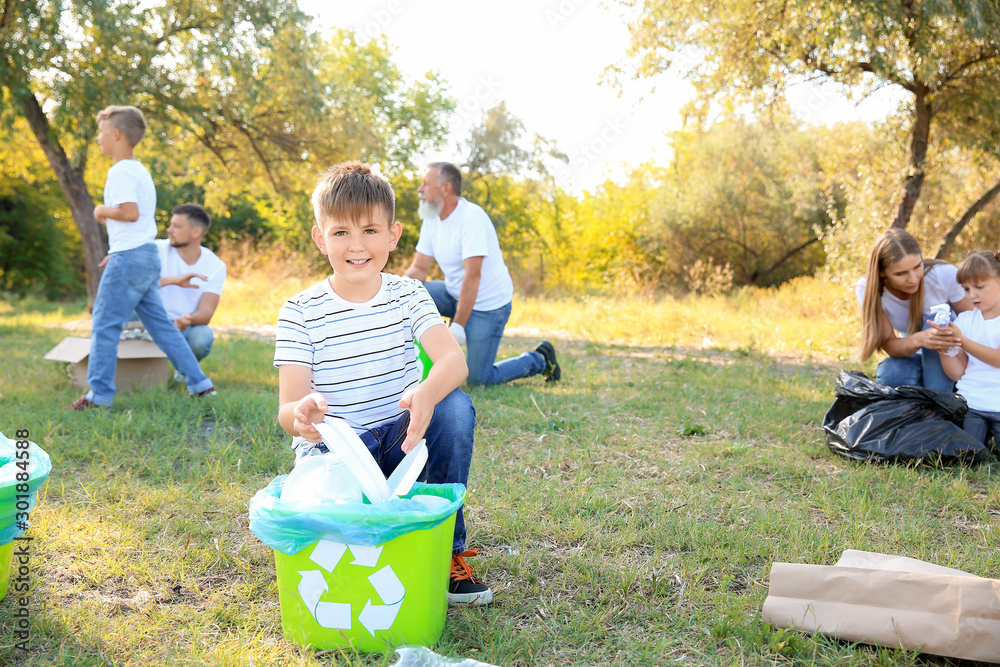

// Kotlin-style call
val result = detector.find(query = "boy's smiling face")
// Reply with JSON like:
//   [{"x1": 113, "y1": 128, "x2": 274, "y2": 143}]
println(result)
[{"x1": 312, "y1": 209, "x2": 402, "y2": 302}]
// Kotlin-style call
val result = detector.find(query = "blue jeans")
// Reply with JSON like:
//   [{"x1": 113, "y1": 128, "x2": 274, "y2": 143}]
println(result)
[
  {"x1": 962, "y1": 409, "x2": 1000, "y2": 450},
  {"x1": 423, "y1": 281, "x2": 545, "y2": 386},
  {"x1": 295, "y1": 389, "x2": 476, "y2": 554},
  {"x1": 183, "y1": 325, "x2": 214, "y2": 361},
  {"x1": 127, "y1": 310, "x2": 214, "y2": 361},
  {"x1": 875, "y1": 348, "x2": 954, "y2": 392},
  {"x1": 87, "y1": 244, "x2": 214, "y2": 406}
]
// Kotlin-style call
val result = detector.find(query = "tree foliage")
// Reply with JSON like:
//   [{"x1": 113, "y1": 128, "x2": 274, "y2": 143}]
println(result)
[
  {"x1": 643, "y1": 120, "x2": 839, "y2": 288},
  {"x1": 617, "y1": 0, "x2": 1000, "y2": 241},
  {"x1": 0, "y1": 110, "x2": 82, "y2": 298},
  {"x1": 437, "y1": 114, "x2": 850, "y2": 295},
  {"x1": 0, "y1": 0, "x2": 453, "y2": 302}
]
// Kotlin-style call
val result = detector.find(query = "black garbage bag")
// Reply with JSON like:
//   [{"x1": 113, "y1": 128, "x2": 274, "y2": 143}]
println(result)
[{"x1": 822, "y1": 371, "x2": 989, "y2": 464}]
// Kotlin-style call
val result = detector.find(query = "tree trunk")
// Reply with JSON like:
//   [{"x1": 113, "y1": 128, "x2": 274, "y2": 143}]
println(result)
[
  {"x1": 891, "y1": 83, "x2": 933, "y2": 229},
  {"x1": 934, "y1": 177, "x2": 1000, "y2": 260},
  {"x1": 20, "y1": 92, "x2": 106, "y2": 306},
  {"x1": 750, "y1": 236, "x2": 821, "y2": 283}
]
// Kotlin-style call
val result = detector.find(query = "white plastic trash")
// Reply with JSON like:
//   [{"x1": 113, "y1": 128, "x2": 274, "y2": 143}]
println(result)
[
  {"x1": 280, "y1": 453, "x2": 363, "y2": 504},
  {"x1": 314, "y1": 420, "x2": 393, "y2": 503}
]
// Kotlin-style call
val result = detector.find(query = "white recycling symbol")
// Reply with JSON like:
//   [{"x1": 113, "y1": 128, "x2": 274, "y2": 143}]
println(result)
[{"x1": 297, "y1": 538, "x2": 405, "y2": 637}]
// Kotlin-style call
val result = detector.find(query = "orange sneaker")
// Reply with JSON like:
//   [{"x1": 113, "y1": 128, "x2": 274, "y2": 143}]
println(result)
[{"x1": 448, "y1": 549, "x2": 493, "y2": 606}]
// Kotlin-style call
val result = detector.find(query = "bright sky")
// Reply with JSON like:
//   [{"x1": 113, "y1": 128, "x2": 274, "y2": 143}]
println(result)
[{"x1": 298, "y1": 0, "x2": 904, "y2": 192}]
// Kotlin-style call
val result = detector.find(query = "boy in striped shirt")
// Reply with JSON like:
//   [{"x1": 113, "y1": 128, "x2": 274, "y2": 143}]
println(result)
[{"x1": 274, "y1": 162, "x2": 493, "y2": 606}]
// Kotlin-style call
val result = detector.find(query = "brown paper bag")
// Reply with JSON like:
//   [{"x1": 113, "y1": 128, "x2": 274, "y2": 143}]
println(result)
[{"x1": 761, "y1": 550, "x2": 1000, "y2": 662}]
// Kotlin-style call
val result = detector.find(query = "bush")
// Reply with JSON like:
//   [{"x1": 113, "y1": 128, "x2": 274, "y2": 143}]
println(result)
[{"x1": 0, "y1": 179, "x2": 83, "y2": 299}]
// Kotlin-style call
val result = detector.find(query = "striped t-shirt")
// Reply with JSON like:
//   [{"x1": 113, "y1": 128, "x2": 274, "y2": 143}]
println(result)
[{"x1": 273, "y1": 274, "x2": 444, "y2": 434}]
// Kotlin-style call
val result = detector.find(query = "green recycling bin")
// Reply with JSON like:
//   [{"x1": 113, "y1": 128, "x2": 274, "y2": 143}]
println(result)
[
  {"x1": 274, "y1": 513, "x2": 456, "y2": 651},
  {"x1": 249, "y1": 478, "x2": 464, "y2": 652},
  {"x1": 0, "y1": 433, "x2": 52, "y2": 600}
]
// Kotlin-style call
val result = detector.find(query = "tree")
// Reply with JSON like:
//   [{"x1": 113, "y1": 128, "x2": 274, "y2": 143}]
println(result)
[
  {"x1": 0, "y1": 1, "x2": 452, "y2": 304},
  {"x1": 616, "y1": 0, "x2": 1000, "y2": 243},
  {"x1": 457, "y1": 102, "x2": 568, "y2": 284},
  {"x1": 0, "y1": 106, "x2": 82, "y2": 298},
  {"x1": 641, "y1": 120, "x2": 837, "y2": 289}
]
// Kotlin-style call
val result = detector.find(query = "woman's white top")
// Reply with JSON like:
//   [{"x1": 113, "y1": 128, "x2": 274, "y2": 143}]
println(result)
[{"x1": 855, "y1": 263, "x2": 965, "y2": 336}]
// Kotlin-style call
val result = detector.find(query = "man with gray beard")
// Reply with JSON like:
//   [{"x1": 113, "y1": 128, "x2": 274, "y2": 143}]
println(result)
[{"x1": 404, "y1": 162, "x2": 560, "y2": 386}]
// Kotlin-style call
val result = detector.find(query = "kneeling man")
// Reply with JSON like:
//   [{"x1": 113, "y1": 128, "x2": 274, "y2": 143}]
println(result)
[{"x1": 157, "y1": 203, "x2": 227, "y2": 360}]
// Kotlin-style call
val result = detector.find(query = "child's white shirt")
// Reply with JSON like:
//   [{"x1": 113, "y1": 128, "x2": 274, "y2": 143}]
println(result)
[
  {"x1": 954, "y1": 308, "x2": 1000, "y2": 411},
  {"x1": 103, "y1": 159, "x2": 157, "y2": 253}
]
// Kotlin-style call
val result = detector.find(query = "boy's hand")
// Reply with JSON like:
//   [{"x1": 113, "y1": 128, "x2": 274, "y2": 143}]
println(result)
[
  {"x1": 398, "y1": 387, "x2": 433, "y2": 453},
  {"x1": 98, "y1": 254, "x2": 110, "y2": 269},
  {"x1": 292, "y1": 392, "x2": 328, "y2": 442}
]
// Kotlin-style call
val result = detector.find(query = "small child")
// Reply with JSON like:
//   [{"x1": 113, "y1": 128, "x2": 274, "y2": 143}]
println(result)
[
  {"x1": 67, "y1": 105, "x2": 216, "y2": 409},
  {"x1": 936, "y1": 250, "x2": 1000, "y2": 450},
  {"x1": 274, "y1": 162, "x2": 493, "y2": 606}
]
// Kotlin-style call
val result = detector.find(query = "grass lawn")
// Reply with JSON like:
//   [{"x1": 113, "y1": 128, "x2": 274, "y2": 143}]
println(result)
[{"x1": 0, "y1": 283, "x2": 997, "y2": 666}]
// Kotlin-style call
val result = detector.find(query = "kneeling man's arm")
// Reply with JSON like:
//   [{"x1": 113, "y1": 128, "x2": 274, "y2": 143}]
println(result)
[
  {"x1": 179, "y1": 292, "x2": 220, "y2": 329},
  {"x1": 404, "y1": 252, "x2": 434, "y2": 282}
]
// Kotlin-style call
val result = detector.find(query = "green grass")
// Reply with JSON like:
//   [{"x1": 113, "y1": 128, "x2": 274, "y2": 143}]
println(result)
[{"x1": 1, "y1": 287, "x2": 998, "y2": 666}]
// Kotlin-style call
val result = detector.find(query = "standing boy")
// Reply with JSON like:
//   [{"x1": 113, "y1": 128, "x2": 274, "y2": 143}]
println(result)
[
  {"x1": 66, "y1": 106, "x2": 216, "y2": 410},
  {"x1": 275, "y1": 162, "x2": 493, "y2": 606}
]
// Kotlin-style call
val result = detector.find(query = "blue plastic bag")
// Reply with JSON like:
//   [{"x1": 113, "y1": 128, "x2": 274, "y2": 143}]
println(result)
[
  {"x1": 0, "y1": 432, "x2": 53, "y2": 546},
  {"x1": 0, "y1": 432, "x2": 53, "y2": 493},
  {"x1": 248, "y1": 477, "x2": 465, "y2": 555}
]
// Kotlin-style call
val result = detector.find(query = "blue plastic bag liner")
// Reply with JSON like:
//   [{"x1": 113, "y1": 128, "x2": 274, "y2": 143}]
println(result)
[
  {"x1": 0, "y1": 519, "x2": 29, "y2": 545},
  {"x1": 0, "y1": 433, "x2": 53, "y2": 498},
  {"x1": 249, "y1": 479, "x2": 465, "y2": 555},
  {"x1": 0, "y1": 493, "x2": 36, "y2": 523}
]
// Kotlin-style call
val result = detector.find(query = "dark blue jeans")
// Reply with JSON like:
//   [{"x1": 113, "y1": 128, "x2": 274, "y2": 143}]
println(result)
[
  {"x1": 875, "y1": 349, "x2": 954, "y2": 392},
  {"x1": 963, "y1": 409, "x2": 1000, "y2": 451},
  {"x1": 423, "y1": 280, "x2": 545, "y2": 385}
]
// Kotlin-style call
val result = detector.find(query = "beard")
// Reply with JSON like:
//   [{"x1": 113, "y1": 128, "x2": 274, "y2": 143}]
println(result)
[{"x1": 417, "y1": 198, "x2": 443, "y2": 220}]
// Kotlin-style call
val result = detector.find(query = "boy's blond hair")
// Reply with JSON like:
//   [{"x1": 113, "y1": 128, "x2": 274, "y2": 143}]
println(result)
[
  {"x1": 96, "y1": 105, "x2": 147, "y2": 147},
  {"x1": 311, "y1": 162, "x2": 394, "y2": 228}
]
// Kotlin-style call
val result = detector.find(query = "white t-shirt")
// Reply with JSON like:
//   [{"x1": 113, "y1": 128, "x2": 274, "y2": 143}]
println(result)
[
  {"x1": 953, "y1": 309, "x2": 1000, "y2": 411},
  {"x1": 273, "y1": 274, "x2": 444, "y2": 435},
  {"x1": 156, "y1": 240, "x2": 227, "y2": 322},
  {"x1": 855, "y1": 263, "x2": 965, "y2": 336},
  {"x1": 103, "y1": 159, "x2": 157, "y2": 253},
  {"x1": 414, "y1": 198, "x2": 514, "y2": 311}
]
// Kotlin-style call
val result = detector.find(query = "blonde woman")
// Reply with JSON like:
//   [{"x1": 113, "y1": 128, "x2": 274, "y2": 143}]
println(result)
[{"x1": 856, "y1": 229, "x2": 970, "y2": 391}]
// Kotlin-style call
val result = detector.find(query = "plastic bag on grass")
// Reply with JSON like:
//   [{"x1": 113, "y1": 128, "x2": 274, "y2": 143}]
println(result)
[
  {"x1": 248, "y1": 477, "x2": 464, "y2": 555},
  {"x1": 822, "y1": 371, "x2": 989, "y2": 464},
  {"x1": 392, "y1": 646, "x2": 498, "y2": 666}
]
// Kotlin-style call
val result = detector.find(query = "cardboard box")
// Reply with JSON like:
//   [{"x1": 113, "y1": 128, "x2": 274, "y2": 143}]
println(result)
[{"x1": 44, "y1": 336, "x2": 170, "y2": 392}]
